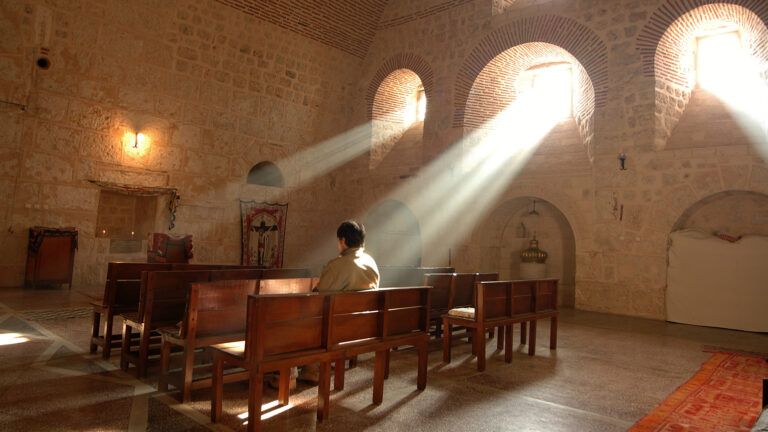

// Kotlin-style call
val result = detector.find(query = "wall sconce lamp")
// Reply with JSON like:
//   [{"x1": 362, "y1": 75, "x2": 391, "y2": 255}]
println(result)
[
  {"x1": 122, "y1": 131, "x2": 149, "y2": 156},
  {"x1": 618, "y1": 153, "x2": 627, "y2": 170}
]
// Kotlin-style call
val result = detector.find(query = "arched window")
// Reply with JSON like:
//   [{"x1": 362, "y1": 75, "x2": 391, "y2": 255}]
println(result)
[{"x1": 247, "y1": 161, "x2": 284, "y2": 187}]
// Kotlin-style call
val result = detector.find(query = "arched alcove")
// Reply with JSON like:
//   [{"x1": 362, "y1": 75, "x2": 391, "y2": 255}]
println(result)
[
  {"x1": 367, "y1": 53, "x2": 434, "y2": 171},
  {"x1": 638, "y1": 2, "x2": 768, "y2": 150},
  {"x1": 363, "y1": 199, "x2": 422, "y2": 267},
  {"x1": 468, "y1": 196, "x2": 576, "y2": 307},
  {"x1": 666, "y1": 190, "x2": 768, "y2": 331},
  {"x1": 672, "y1": 190, "x2": 768, "y2": 235},
  {"x1": 247, "y1": 161, "x2": 284, "y2": 187}
]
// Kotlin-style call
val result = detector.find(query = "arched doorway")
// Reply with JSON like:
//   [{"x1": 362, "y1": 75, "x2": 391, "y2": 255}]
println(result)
[
  {"x1": 469, "y1": 196, "x2": 576, "y2": 307},
  {"x1": 364, "y1": 200, "x2": 422, "y2": 267}
]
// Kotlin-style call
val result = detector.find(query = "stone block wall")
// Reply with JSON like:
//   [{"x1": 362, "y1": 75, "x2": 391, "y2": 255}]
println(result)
[{"x1": 0, "y1": 0, "x2": 364, "y2": 287}]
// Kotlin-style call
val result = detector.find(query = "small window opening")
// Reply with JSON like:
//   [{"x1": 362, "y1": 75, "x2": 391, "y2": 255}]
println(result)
[
  {"x1": 404, "y1": 87, "x2": 427, "y2": 124},
  {"x1": 517, "y1": 62, "x2": 573, "y2": 119},
  {"x1": 696, "y1": 27, "x2": 743, "y2": 90}
]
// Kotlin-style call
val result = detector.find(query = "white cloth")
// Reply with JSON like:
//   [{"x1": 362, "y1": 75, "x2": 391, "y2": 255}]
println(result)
[{"x1": 666, "y1": 229, "x2": 768, "y2": 332}]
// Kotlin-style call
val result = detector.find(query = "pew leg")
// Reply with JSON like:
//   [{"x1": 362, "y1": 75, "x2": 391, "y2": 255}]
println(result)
[
  {"x1": 211, "y1": 355, "x2": 224, "y2": 423},
  {"x1": 278, "y1": 367, "x2": 290, "y2": 406},
  {"x1": 520, "y1": 322, "x2": 527, "y2": 345},
  {"x1": 102, "y1": 312, "x2": 114, "y2": 360},
  {"x1": 317, "y1": 361, "x2": 331, "y2": 422},
  {"x1": 247, "y1": 368, "x2": 264, "y2": 432},
  {"x1": 181, "y1": 345, "x2": 195, "y2": 403},
  {"x1": 90, "y1": 311, "x2": 100, "y2": 353},
  {"x1": 528, "y1": 320, "x2": 537, "y2": 356},
  {"x1": 348, "y1": 356, "x2": 358, "y2": 369},
  {"x1": 384, "y1": 349, "x2": 391, "y2": 380},
  {"x1": 137, "y1": 327, "x2": 151, "y2": 378},
  {"x1": 333, "y1": 359, "x2": 345, "y2": 391},
  {"x1": 496, "y1": 326, "x2": 505, "y2": 350},
  {"x1": 120, "y1": 321, "x2": 131, "y2": 371},
  {"x1": 550, "y1": 316, "x2": 558, "y2": 350},
  {"x1": 159, "y1": 339, "x2": 171, "y2": 392},
  {"x1": 504, "y1": 325, "x2": 513, "y2": 363},
  {"x1": 442, "y1": 320, "x2": 452, "y2": 364},
  {"x1": 435, "y1": 320, "x2": 442, "y2": 339},
  {"x1": 488, "y1": 328, "x2": 495, "y2": 340},
  {"x1": 476, "y1": 327, "x2": 486, "y2": 372},
  {"x1": 373, "y1": 350, "x2": 386, "y2": 405},
  {"x1": 417, "y1": 340, "x2": 428, "y2": 390}
]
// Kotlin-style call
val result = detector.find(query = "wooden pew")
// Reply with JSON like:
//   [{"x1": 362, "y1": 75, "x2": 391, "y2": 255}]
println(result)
[
  {"x1": 159, "y1": 279, "x2": 258, "y2": 402},
  {"x1": 422, "y1": 273, "x2": 453, "y2": 338},
  {"x1": 442, "y1": 279, "x2": 558, "y2": 371},
  {"x1": 121, "y1": 270, "x2": 211, "y2": 377},
  {"x1": 89, "y1": 262, "x2": 172, "y2": 359},
  {"x1": 158, "y1": 277, "x2": 317, "y2": 402},
  {"x1": 329, "y1": 287, "x2": 430, "y2": 396},
  {"x1": 210, "y1": 293, "x2": 337, "y2": 432},
  {"x1": 209, "y1": 287, "x2": 431, "y2": 431}
]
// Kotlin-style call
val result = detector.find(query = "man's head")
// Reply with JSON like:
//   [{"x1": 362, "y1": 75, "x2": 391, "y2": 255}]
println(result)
[{"x1": 336, "y1": 220, "x2": 365, "y2": 251}]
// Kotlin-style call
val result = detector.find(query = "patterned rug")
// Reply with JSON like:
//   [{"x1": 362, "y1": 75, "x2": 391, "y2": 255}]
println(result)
[{"x1": 630, "y1": 352, "x2": 768, "y2": 431}]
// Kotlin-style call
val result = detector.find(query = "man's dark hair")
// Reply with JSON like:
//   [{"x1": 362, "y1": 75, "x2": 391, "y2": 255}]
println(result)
[{"x1": 337, "y1": 220, "x2": 365, "y2": 248}]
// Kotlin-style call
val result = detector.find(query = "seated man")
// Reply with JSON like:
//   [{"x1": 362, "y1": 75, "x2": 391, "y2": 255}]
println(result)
[
  {"x1": 296, "y1": 220, "x2": 380, "y2": 384},
  {"x1": 315, "y1": 220, "x2": 380, "y2": 292}
]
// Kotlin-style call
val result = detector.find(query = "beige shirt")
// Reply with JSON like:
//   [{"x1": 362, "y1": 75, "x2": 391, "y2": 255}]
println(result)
[{"x1": 315, "y1": 247, "x2": 380, "y2": 292}]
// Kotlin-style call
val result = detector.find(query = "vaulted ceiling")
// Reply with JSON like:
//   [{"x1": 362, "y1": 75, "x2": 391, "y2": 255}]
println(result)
[{"x1": 215, "y1": 0, "x2": 390, "y2": 58}]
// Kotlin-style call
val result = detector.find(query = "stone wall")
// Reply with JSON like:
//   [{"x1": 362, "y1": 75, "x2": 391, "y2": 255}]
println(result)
[
  {"x1": 0, "y1": 0, "x2": 363, "y2": 286},
  {"x1": 1, "y1": 0, "x2": 767, "y2": 322},
  {"x1": 349, "y1": 0, "x2": 768, "y2": 319}
]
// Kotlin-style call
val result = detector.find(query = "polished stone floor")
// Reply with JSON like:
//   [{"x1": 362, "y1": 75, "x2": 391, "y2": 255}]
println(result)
[{"x1": 0, "y1": 284, "x2": 765, "y2": 431}]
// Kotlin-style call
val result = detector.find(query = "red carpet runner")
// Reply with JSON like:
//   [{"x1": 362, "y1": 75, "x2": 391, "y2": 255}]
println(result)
[{"x1": 630, "y1": 352, "x2": 768, "y2": 431}]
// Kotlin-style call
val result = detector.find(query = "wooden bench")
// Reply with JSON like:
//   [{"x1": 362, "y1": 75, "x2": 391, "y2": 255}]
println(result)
[
  {"x1": 422, "y1": 272, "x2": 499, "y2": 341},
  {"x1": 210, "y1": 287, "x2": 431, "y2": 431},
  {"x1": 158, "y1": 277, "x2": 317, "y2": 402},
  {"x1": 442, "y1": 279, "x2": 558, "y2": 371},
  {"x1": 120, "y1": 268, "x2": 312, "y2": 377},
  {"x1": 121, "y1": 270, "x2": 211, "y2": 377},
  {"x1": 329, "y1": 287, "x2": 430, "y2": 395},
  {"x1": 210, "y1": 293, "x2": 335, "y2": 432},
  {"x1": 89, "y1": 262, "x2": 172, "y2": 359},
  {"x1": 90, "y1": 262, "x2": 270, "y2": 359}
]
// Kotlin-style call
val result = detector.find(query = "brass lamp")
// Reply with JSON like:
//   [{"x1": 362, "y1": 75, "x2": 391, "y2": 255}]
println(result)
[{"x1": 521, "y1": 235, "x2": 548, "y2": 264}]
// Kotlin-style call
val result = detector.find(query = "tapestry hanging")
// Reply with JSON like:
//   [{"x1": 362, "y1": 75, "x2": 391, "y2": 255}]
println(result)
[{"x1": 240, "y1": 201, "x2": 287, "y2": 268}]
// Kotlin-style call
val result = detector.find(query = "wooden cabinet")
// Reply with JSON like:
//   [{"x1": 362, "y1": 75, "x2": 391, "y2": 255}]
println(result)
[{"x1": 25, "y1": 227, "x2": 77, "y2": 289}]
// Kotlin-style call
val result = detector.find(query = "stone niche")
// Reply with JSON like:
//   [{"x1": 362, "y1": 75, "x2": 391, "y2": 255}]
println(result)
[{"x1": 95, "y1": 190, "x2": 160, "y2": 254}]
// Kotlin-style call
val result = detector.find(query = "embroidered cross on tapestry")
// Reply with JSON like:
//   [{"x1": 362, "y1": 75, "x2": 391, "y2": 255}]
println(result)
[{"x1": 240, "y1": 201, "x2": 287, "y2": 268}]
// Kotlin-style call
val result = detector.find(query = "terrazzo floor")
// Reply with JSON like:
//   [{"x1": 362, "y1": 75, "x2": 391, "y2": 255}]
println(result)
[{"x1": 0, "y1": 284, "x2": 765, "y2": 431}]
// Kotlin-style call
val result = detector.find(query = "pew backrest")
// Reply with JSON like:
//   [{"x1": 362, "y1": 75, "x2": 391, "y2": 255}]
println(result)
[
  {"x1": 186, "y1": 279, "x2": 258, "y2": 339},
  {"x1": 209, "y1": 269, "x2": 263, "y2": 281},
  {"x1": 328, "y1": 290, "x2": 382, "y2": 348},
  {"x1": 262, "y1": 268, "x2": 312, "y2": 279},
  {"x1": 381, "y1": 287, "x2": 430, "y2": 338},
  {"x1": 249, "y1": 293, "x2": 327, "y2": 361},
  {"x1": 380, "y1": 266, "x2": 454, "y2": 288},
  {"x1": 534, "y1": 279, "x2": 558, "y2": 312},
  {"x1": 451, "y1": 273, "x2": 477, "y2": 308},
  {"x1": 142, "y1": 270, "x2": 211, "y2": 325},
  {"x1": 105, "y1": 262, "x2": 172, "y2": 307},
  {"x1": 423, "y1": 273, "x2": 453, "y2": 313},
  {"x1": 258, "y1": 278, "x2": 317, "y2": 294}
]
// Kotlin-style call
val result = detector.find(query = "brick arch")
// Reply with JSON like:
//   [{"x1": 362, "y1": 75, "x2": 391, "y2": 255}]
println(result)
[
  {"x1": 636, "y1": 2, "x2": 768, "y2": 149},
  {"x1": 366, "y1": 53, "x2": 435, "y2": 121},
  {"x1": 453, "y1": 15, "x2": 608, "y2": 128},
  {"x1": 636, "y1": 0, "x2": 768, "y2": 79},
  {"x1": 463, "y1": 42, "x2": 596, "y2": 156}
]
